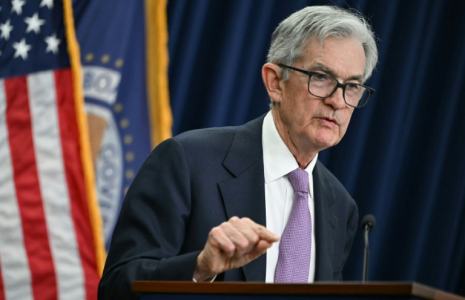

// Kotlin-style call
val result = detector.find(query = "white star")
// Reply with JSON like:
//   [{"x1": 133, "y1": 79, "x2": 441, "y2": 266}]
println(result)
[
  {"x1": 0, "y1": 19, "x2": 13, "y2": 40},
  {"x1": 45, "y1": 34, "x2": 61, "y2": 54},
  {"x1": 40, "y1": 0, "x2": 54, "y2": 9},
  {"x1": 25, "y1": 13, "x2": 46, "y2": 34},
  {"x1": 13, "y1": 38, "x2": 31, "y2": 60},
  {"x1": 11, "y1": 0, "x2": 25, "y2": 15}
]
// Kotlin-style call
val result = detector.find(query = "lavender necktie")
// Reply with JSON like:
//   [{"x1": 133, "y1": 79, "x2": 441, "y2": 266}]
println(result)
[{"x1": 275, "y1": 168, "x2": 311, "y2": 283}]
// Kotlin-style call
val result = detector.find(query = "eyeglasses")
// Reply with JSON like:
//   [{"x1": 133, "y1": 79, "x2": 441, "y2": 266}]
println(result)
[{"x1": 278, "y1": 64, "x2": 375, "y2": 108}]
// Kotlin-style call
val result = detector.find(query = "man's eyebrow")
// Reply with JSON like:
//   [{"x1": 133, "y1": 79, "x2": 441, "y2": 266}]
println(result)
[
  {"x1": 310, "y1": 63, "x2": 334, "y2": 74},
  {"x1": 310, "y1": 63, "x2": 364, "y2": 83},
  {"x1": 347, "y1": 74, "x2": 364, "y2": 83}
]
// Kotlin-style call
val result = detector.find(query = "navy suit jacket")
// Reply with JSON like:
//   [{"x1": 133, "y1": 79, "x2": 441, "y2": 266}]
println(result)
[{"x1": 98, "y1": 115, "x2": 358, "y2": 300}]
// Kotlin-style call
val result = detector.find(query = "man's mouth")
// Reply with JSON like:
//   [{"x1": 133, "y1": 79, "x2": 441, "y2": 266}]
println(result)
[{"x1": 319, "y1": 117, "x2": 339, "y2": 126}]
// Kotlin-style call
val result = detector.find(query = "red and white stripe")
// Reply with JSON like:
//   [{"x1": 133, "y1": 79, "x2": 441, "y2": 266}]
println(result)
[
  {"x1": 0, "y1": 78, "x2": 34, "y2": 300},
  {"x1": 0, "y1": 69, "x2": 98, "y2": 300}
]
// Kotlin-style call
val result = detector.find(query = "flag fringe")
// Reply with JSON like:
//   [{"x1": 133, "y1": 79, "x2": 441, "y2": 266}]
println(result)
[
  {"x1": 62, "y1": 0, "x2": 106, "y2": 275},
  {"x1": 145, "y1": 0, "x2": 173, "y2": 147}
]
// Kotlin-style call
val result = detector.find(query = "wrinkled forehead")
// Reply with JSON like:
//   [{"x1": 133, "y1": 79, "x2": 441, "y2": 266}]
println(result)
[{"x1": 299, "y1": 36, "x2": 366, "y2": 80}]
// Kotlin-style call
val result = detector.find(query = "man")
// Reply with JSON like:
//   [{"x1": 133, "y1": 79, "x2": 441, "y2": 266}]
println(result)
[{"x1": 99, "y1": 5, "x2": 378, "y2": 299}]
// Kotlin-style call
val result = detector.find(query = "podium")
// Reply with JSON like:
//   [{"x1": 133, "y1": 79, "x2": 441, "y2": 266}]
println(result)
[{"x1": 133, "y1": 282, "x2": 465, "y2": 300}]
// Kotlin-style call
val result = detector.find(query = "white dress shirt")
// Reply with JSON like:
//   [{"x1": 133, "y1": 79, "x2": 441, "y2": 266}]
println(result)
[{"x1": 262, "y1": 111, "x2": 317, "y2": 283}]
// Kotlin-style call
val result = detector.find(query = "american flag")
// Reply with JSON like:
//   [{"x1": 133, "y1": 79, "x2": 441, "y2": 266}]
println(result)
[{"x1": 0, "y1": 0, "x2": 103, "y2": 299}]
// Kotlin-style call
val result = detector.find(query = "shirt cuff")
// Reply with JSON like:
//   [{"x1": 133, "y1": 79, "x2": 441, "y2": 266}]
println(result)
[{"x1": 192, "y1": 275, "x2": 217, "y2": 283}]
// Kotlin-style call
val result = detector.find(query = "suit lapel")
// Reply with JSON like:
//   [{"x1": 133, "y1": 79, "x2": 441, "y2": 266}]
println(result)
[
  {"x1": 313, "y1": 161, "x2": 337, "y2": 281},
  {"x1": 218, "y1": 116, "x2": 267, "y2": 282}
]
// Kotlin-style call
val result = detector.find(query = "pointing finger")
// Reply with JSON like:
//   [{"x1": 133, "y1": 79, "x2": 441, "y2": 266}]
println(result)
[{"x1": 241, "y1": 217, "x2": 279, "y2": 242}]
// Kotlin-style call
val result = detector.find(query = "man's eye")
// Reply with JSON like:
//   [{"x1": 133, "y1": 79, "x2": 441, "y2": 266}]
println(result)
[
  {"x1": 347, "y1": 83, "x2": 360, "y2": 90},
  {"x1": 313, "y1": 74, "x2": 329, "y2": 81}
]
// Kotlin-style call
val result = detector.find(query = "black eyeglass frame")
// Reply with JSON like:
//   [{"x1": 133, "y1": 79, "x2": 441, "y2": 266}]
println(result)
[{"x1": 278, "y1": 64, "x2": 375, "y2": 108}]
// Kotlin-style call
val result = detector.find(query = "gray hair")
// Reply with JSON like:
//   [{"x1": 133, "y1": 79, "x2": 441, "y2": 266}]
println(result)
[{"x1": 267, "y1": 6, "x2": 378, "y2": 82}]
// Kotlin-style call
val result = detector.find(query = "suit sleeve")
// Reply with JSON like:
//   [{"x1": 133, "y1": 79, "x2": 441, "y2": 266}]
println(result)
[{"x1": 98, "y1": 138, "x2": 199, "y2": 300}]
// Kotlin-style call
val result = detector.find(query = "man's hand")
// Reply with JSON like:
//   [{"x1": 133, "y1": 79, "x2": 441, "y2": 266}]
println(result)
[{"x1": 193, "y1": 217, "x2": 280, "y2": 282}]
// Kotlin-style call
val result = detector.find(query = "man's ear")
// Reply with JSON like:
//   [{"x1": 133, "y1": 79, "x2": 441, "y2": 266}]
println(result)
[{"x1": 262, "y1": 63, "x2": 283, "y2": 103}]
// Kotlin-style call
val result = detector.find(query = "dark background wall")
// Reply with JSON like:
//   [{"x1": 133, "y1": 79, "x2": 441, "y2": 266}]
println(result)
[{"x1": 167, "y1": 0, "x2": 465, "y2": 295}]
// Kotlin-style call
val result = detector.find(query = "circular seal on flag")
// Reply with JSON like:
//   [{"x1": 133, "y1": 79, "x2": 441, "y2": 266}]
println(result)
[
  {"x1": 86, "y1": 104, "x2": 123, "y2": 244},
  {"x1": 83, "y1": 64, "x2": 124, "y2": 245}
]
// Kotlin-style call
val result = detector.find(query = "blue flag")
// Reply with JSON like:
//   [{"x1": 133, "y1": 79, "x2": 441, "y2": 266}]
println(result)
[{"x1": 73, "y1": 0, "x2": 172, "y2": 249}]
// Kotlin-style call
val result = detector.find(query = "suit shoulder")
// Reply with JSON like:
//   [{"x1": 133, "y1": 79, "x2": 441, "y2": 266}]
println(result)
[
  {"x1": 150, "y1": 126, "x2": 239, "y2": 163},
  {"x1": 176, "y1": 126, "x2": 236, "y2": 142},
  {"x1": 173, "y1": 126, "x2": 237, "y2": 152}
]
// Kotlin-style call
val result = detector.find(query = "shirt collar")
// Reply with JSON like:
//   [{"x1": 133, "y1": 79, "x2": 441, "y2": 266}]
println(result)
[{"x1": 262, "y1": 111, "x2": 318, "y2": 184}]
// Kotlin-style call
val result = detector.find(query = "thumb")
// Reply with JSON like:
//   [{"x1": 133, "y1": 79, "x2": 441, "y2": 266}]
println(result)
[{"x1": 246, "y1": 240, "x2": 274, "y2": 262}]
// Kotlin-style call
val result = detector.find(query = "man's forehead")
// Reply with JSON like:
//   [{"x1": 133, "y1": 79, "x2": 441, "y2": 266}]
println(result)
[{"x1": 301, "y1": 37, "x2": 366, "y2": 81}]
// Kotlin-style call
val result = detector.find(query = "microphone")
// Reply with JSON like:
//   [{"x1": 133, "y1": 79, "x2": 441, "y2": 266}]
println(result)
[{"x1": 361, "y1": 214, "x2": 376, "y2": 282}]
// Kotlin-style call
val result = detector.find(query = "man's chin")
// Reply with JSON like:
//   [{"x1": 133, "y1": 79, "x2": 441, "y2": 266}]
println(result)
[{"x1": 311, "y1": 133, "x2": 340, "y2": 150}]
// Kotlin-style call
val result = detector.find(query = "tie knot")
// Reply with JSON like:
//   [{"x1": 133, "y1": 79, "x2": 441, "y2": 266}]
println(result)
[{"x1": 288, "y1": 168, "x2": 309, "y2": 193}]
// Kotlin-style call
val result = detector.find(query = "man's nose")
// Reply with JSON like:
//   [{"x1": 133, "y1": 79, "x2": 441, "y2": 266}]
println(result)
[{"x1": 324, "y1": 86, "x2": 346, "y2": 110}]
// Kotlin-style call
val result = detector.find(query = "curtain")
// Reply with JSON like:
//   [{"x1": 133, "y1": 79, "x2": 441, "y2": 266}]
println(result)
[{"x1": 167, "y1": 0, "x2": 465, "y2": 295}]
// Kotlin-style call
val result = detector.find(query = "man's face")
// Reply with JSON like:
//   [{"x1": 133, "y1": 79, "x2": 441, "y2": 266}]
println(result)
[{"x1": 273, "y1": 36, "x2": 366, "y2": 155}]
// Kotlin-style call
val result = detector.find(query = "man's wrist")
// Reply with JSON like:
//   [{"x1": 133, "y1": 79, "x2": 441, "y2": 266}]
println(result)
[{"x1": 193, "y1": 251, "x2": 217, "y2": 282}]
